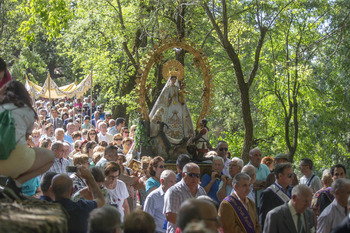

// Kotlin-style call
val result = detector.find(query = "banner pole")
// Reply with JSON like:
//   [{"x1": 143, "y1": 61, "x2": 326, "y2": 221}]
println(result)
[{"x1": 90, "y1": 71, "x2": 93, "y2": 118}]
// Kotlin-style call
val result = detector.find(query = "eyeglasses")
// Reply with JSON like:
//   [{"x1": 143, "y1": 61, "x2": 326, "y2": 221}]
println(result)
[
  {"x1": 124, "y1": 131, "x2": 129, "y2": 134},
  {"x1": 107, "y1": 175, "x2": 119, "y2": 180},
  {"x1": 114, "y1": 138, "x2": 122, "y2": 141},
  {"x1": 219, "y1": 148, "x2": 228, "y2": 151},
  {"x1": 90, "y1": 133, "x2": 96, "y2": 135},
  {"x1": 157, "y1": 165, "x2": 166, "y2": 169},
  {"x1": 132, "y1": 129, "x2": 136, "y2": 132},
  {"x1": 287, "y1": 173, "x2": 294, "y2": 178},
  {"x1": 33, "y1": 135, "x2": 40, "y2": 138},
  {"x1": 185, "y1": 172, "x2": 200, "y2": 178}
]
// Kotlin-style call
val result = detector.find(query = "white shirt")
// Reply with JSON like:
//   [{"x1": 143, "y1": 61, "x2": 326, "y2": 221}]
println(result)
[
  {"x1": 300, "y1": 173, "x2": 322, "y2": 193},
  {"x1": 144, "y1": 186, "x2": 167, "y2": 233},
  {"x1": 107, "y1": 179, "x2": 129, "y2": 221},
  {"x1": 317, "y1": 199, "x2": 347, "y2": 233}
]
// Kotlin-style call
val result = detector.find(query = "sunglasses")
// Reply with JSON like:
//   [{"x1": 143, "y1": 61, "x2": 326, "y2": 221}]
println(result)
[
  {"x1": 124, "y1": 131, "x2": 129, "y2": 134},
  {"x1": 185, "y1": 172, "x2": 200, "y2": 178},
  {"x1": 114, "y1": 138, "x2": 122, "y2": 141},
  {"x1": 157, "y1": 165, "x2": 167, "y2": 169},
  {"x1": 219, "y1": 148, "x2": 228, "y2": 151},
  {"x1": 90, "y1": 133, "x2": 96, "y2": 135}
]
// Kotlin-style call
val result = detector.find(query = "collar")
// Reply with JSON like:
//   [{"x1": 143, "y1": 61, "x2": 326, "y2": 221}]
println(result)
[
  {"x1": 288, "y1": 200, "x2": 299, "y2": 217},
  {"x1": 274, "y1": 182, "x2": 292, "y2": 196},
  {"x1": 233, "y1": 190, "x2": 249, "y2": 206}
]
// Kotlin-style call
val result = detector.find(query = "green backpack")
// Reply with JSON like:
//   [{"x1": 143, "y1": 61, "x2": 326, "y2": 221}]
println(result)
[{"x1": 0, "y1": 106, "x2": 16, "y2": 160}]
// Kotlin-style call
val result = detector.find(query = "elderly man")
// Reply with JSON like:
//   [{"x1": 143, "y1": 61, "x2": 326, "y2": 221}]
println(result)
[
  {"x1": 177, "y1": 199, "x2": 220, "y2": 233},
  {"x1": 242, "y1": 164, "x2": 257, "y2": 203},
  {"x1": 265, "y1": 153, "x2": 289, "y2": 187},
  {"x1": 248, "y1": 148, "x2": 270, "y2": 208},
  {"x1": 95, "y1": 145, "x2": 119, "y2": 168},
  {"x1": 109, "y1": 118, "x2": 126, "y2": 136},
  {"x1": 216, "y1": 141, "x2": 230, "y2": 176},
  {"x1": 259, "y1": 162, "x2": 294, "y2": 229},
  {"x1": 263, "y1": 184, "x2": 315, "y2": 233},
  {"x1": 163, "y1": 163, "x2": 207, "y2": 233},
  {"x1": 317, "y1": 164, "x2": 347, "y2": 214},
  {"x1": 299, "y1": 158, "x2": 322, "y2": 193},
  {"x1": 46, "y1": 141, "x2": 70, "y2": 174},
  {"x1": 64, "y1": 122, "x2": 75, "y2": 144},
  {"x1": 144, "y1": 170, "x2": 177, "y2": 233},
  {"x1": 217, "y1": 157, "x2": 244, "y2": 201},
  {"x1": 52, "y1": 167, "x2": 105, "y2": 233},
  {"x1": 317, "y1": 178, "x2": 350, "y2": 233},
  {"x1": 98, "y1": 122, "x2": 113, "y2": 144},
  {"x1": 219, "y1": 172, "x2": 260, "y2": 233}
]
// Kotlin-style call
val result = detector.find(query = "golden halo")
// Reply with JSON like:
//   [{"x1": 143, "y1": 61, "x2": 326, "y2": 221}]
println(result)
[{"x1": 162, "y1": 60, "x2": 184, "y2": 81}]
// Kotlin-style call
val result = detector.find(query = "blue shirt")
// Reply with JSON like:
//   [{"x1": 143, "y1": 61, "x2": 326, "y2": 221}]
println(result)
[
  {"x1": 22, "y1": 176, "x2": 40, "y2": 196},
  {"x1": 144, "y1": 186, "x2": 167, "y2": 233},
  {"x1": 63, "y1": 132, "x2": 73, "y2": 144},
  {"x1": 201, "y1": 173, "x2": 221, "y2": 203},
  {"x1": 145, "y1": 177, "x2": 161, "y2": 195},
  {"x1": 248, "y1": 162, "x2": 270, "y2": 207},
  {"x1": 55, "y1": 198, "x2": 97, "y2": 233}
]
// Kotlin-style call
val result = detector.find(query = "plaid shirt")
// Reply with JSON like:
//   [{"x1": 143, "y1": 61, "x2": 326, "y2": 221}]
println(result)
[
  {"x1": 163, "y1": 179, "x2": 207, "y2": 233},
  {"x1": 47, "y1": 157, "x2": 70, "y2": 174}
]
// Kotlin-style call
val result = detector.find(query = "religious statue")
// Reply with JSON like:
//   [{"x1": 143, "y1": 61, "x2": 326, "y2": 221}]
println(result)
[{"x1": 148, "y1": 60, "x2": 195, "y2": 160}]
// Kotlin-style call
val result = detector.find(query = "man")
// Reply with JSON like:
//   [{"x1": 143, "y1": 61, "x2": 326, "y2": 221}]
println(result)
[
  {"x1": 317, "y1": 178, "x2": 350, "y2": 233},
  {"x1": 241, "y1": 164, "x2": 257, "y2": 202},
  {"x1": 175, "y1": 154, "x2": 191, "y2": 182},
  {"x1": 219, "y1": 173, "x2": 260, "y2": 233},
  {"x1": 52, "y1": 166, "x2": 105, "y2": 233},
  {"x1": 91, "y1": 111, "x2": 100, "y2": 127},
  {"x1": 88, "y1": 206, "x2": 122, "y2": 233},
  {"x1": 163, "y1": 163, "x2": 207, "y2": 233},
  {"x1": 259, "y1": 162, "x2": 294, "y2": 229},
  {"x1": 95, "y1": 145, "x2": 119, "y2": 168},
  {"x1": 39, "y1": 123, "x2": 55, "y2": 142},
  {"x1": 177, "y1": 199, "x2": 220, "y2": 233},
  {"x1": 109, "y1": 117, "x2": 126, "y2": 136},
  {"x1": 249, "y1": 148, "x2": 270, "y2": 207},
  {"x1": 98, "y1": 122, "x2": 113, "y2": 144},
  {"x1": 54, "y1": 128, "x2": 65, "y2": 142},
  {"x1": 300, "y1": 158, "x2": 322, "y2": 193},
  {"x1": 144, "y1": 170, "x2": 177, "y2": 233},
  {"x1": 39, "y1": 172, "x2": 57, "y2": 201},
  {"x1": 64, "y1": 122, "x2": 75, "y2": 144},
  {"x1": 104, "y1": 113, "x2": 112, "y2": 127},
  {"x1": 318, "y1": 164, "x2": 347, "y2": 214},
  {"x1": 217, "y1": 157, "x2": 244, "y2": 201},
  {"x1": 263, "y1": 184, "x2": 315, "y2": 233},
  {"x1": 48, "y1": 107, "x2": 64, "y2": 129},
  {"x1": 46, "y1": 141, "x2": 71, "y2": 174},
  {"x1": 216, "y1": 141, "x2": 230, "y2": 176},
  {"x1": 330, "y1": 197, "x2": 350, "y2": 233},
  {"x1": 265, "y1": 153, "x2": 289, "y2": 187}
]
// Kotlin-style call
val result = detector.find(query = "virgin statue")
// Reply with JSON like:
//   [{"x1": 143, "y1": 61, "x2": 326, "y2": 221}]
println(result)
[{"x1": 149, "y1": 63, "x2": 195, "y2": 158}]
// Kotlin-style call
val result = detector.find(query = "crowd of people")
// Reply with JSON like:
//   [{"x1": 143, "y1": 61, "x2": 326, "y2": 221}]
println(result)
[{"x1": 0, "y1": 59, "x2": 350, "y2": 233}]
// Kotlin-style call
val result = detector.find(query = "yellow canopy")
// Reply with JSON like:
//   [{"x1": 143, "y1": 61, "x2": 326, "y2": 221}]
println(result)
[{"x1": 25, "y1": 72, "x2": 93, "y2": 99}]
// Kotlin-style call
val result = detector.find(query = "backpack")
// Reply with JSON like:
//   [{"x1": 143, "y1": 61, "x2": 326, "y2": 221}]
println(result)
[{"x1": 0, "y1": 106, "x2": 16, "y2": 160}]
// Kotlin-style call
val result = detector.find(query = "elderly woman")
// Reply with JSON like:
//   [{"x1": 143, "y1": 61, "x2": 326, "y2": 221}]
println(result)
[
  {"x1": 217, "y1": 157, "x2": 244, "y2": 201},
  {"x1": 201, "y1": 156, "x2": 226, "y2": 203},
  {"x1": 145, "y1": 156, "x2": 166, "y2": 195},
  {"x1": 70, "y1": 154, "x2": 90, "y2": 194},
  {"x1": 104, "y1": 161, "x2": 129, "y2": 222}
]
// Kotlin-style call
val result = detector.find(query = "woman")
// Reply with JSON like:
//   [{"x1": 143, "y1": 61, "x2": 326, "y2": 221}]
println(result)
[
  {"x1": 261, "y1": 156, "x2": 274, "y2": 172},
  {"x1": 87, "y1": 128, "x2": 99, "y2": 144},
  {"x1": 112, "y1": 133, "x2": 123, "y2": 150},
  {"x1": 31, "y1": 129, "x2": 41, "y2": 147},
  {"x1": 121, "y1": 127, "x2": 130, "y2": 139},
  {"x1": 104, "y1": 161, "x2": 130, "y2": 221},
  {"x1": 83, "y1": 141, "x2": 97, "y2": 160},
  {"x1": 70, "y1": 154, "x2": 90, "y2": 194},
  {"x1": 122, "y1": 137, "x2": 132, "y2": 155},
  {"x1": 145, "y1": 156, "x2": 166, "y2": 195},
  {"x1": 39, "y1": 138, "x2": 52, "y2": 149},
  {"x1": 311, "y1": 169, "x2": 333, "y2": 217},
  {"x1": 138, "y1": 156, "x2": 152, "y2": 207},
  {"x1": 0, "y1": 81, "x2": 54, "y2": 196},
  {"x1": 0, "y1": 58, "x2": 11, "y2": 88},
  {"x1": 129, "y1": 125, "x2": 137, "y2": 140},
  {"x1": 201, "y1": 156, "x2": 225, "y2": 203}
]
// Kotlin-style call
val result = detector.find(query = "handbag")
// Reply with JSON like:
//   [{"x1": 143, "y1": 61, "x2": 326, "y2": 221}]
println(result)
[{"x1": 0, "y1": 106, "x2": 17, "y2": 160}]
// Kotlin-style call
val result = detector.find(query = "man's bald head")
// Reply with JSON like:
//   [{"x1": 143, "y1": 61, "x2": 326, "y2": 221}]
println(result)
[
  {"x1": 183, "y1": 162, "x2": 200, "y2": 173},
  {"x1": 52, "y1": 174, "x2": 73, "y2": 200}
]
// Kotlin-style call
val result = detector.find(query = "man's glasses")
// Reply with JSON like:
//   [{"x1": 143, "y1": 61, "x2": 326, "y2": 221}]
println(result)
[
  {"x1": 287, "y1": 173, "x2": 294, "y2": 178},
  {"x1": 157, "y1": 165, "x2": 167, "y2": 169},
  {"x1": 114, "y1": 138, "x2": 122, "y2": 141},
  {"x1": 219, "y1": 148, "x2": 228, "y2": 151},
  {"x1": 185, "y1": 172, "x2": 200, "y2": 178},
  {"x1": 107, "y1": 175, "x2": 119, "y2": 180}
]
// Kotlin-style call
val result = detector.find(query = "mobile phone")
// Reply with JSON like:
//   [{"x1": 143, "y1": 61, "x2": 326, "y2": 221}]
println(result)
[{"x1": 66, "y1": 166, "x2": 78, "y2": 173}]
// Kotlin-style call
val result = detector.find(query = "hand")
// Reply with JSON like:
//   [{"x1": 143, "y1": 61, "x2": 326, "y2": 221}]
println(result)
[
  {"x1": 221, "y1": 175, "x2": 228, "y2": 183},
  {"x1": 77, "y1": 166, "x2": 93, "y2": 180},
  {"x1": 211, "y1": 171, "x2": 219, "y2": 180}
]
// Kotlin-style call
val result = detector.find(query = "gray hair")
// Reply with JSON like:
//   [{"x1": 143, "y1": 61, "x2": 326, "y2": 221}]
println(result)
[
  {"x1": 332, "y1": 178, "x2": 350, "y2": 192},
  {"x1": 231, "y1": 157, "x2": 244, "y2": 167},
  {"x1": 183, "y1": 163, "x2": 199, "y2": 173},
  {"x1": 213, "y1": 156, "x2": 224, "y2": 165},
  {"x1": 291, "y1": 184, "x2": 312, "y2": 197},
  {"x1": 242, "y1": 165, "x2": 256, "y2": 177},
  {"x1": 51, "y1": 141, "x2": 63, "y2": 151},
  {"x1": 234, "y1": 172, "x2": 251, "y2": 185},
  {"x1": 88, "y1": 206, "x2": 121, "y2": 233},
  {"x1": 161, "y1": 169, "x2": 176, "y2": 180},
  {"x1": 55, "y1": 128, "x2": 64, "y2": 135}
]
